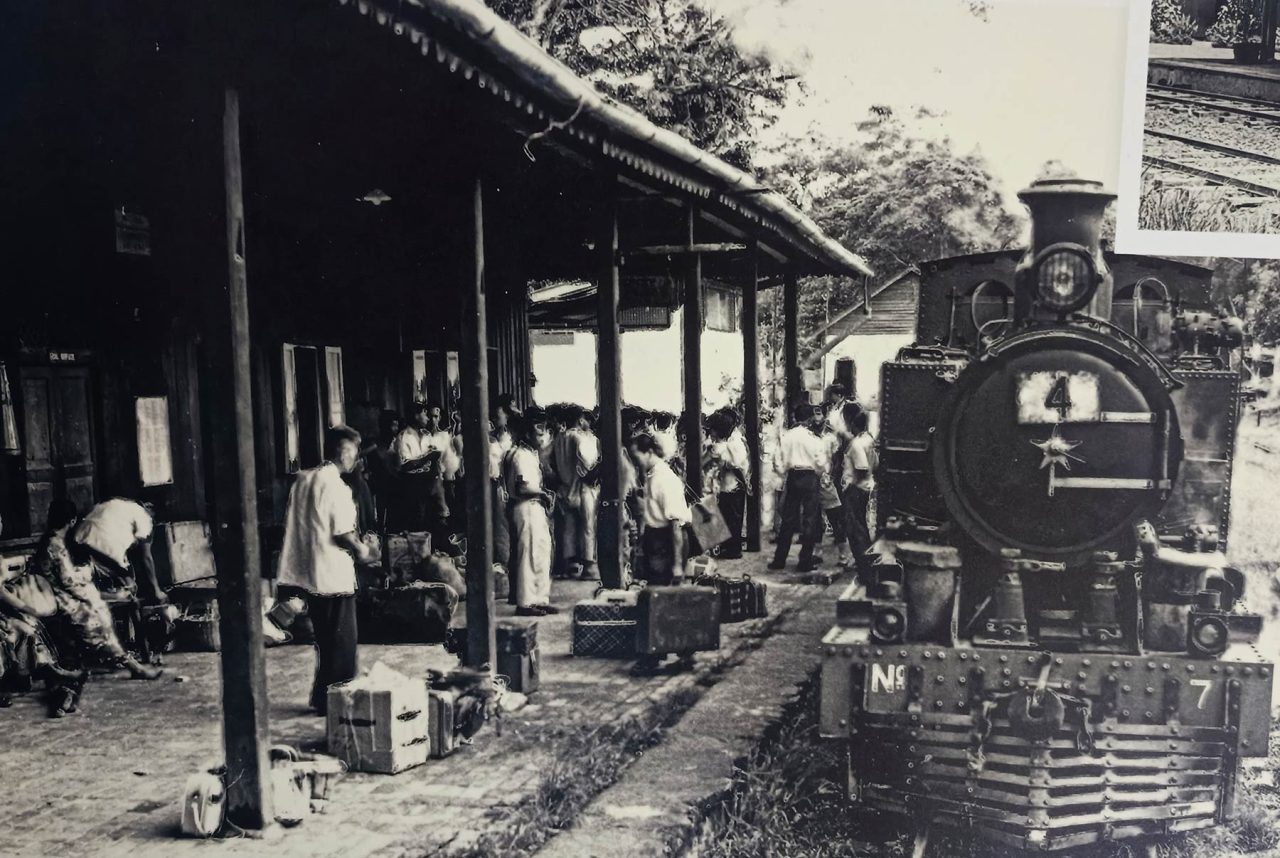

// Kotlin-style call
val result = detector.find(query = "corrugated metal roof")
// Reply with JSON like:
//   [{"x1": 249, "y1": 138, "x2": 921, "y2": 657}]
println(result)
[{"x1": 337, "y1": 0, "x2": 872, "y2": 279}]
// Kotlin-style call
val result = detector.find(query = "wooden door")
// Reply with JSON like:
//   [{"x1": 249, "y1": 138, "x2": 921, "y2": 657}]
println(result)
[{"x1": 21, "y1": 366, "x2": 97, "y2": 534}]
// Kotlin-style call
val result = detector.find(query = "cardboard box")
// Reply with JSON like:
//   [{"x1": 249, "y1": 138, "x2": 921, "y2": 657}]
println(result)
[
  {"x1": 327, "y1": 671, "x2": 430, "y2": 774},
  {"x1": 427, "y1": 688, "x2": 457, "y2": 759}
]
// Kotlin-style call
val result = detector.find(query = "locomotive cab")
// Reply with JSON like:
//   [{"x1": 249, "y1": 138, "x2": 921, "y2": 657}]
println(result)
[{"x1": 821, "y1": 177, "x2": 1271, "y2": 854}]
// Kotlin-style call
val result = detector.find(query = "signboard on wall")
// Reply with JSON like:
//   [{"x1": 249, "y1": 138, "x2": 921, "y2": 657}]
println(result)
[
  {"x1": 135, "y1": 396, "x2": 174, "y2": 487},
  {"x1": 114, "y1": 208, "x2": 151, "y2": 256}
]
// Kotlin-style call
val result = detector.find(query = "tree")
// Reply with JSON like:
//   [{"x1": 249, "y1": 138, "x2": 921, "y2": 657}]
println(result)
[
  {"x1": 484, "y1": 1, "x2": 996, "y2": 170},
  {"x1": 485, "y1": 0, "x2": 793, "y2": 168},
  {"x1": 760, "y1": 108, "x2": 1024, "y2": 350}
]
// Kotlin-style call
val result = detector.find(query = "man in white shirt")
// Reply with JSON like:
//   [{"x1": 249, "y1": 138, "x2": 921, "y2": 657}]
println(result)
[
  {"x1": 278, "y1": 425, "x2": 378, "y2": 714},
  {"x1": 504, "y1": 410, "x2": 557, "y2": 615},
  {"x1": 630, "y1": 433, "x2": 691, "y2": 586},
  {"x1": 704, "y1": 410, "x2": 749, "y2": 559},
  {"x1": 70, "y1": 497, "x2": 166, "y2": 605},
  {"x1": 392, "y1": 402, "x2": 451, "y2": 544},
  {"x1": 825, "y1": 383, "x2": 856, "y2": 436},
  {"x1": 769, "y1": 403, "x2": 828, "y2": 572},
  {"x1": 839, "y1": 405, "x2": 878, "y2": 583}
]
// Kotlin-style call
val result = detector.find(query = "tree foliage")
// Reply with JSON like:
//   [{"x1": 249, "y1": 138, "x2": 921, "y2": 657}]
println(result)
[
  {"x1": 760, "y1": 109, "x2": 1023, "y2": 347},
  {"x1": 1150, "y1": 0, "x2": 1197, "y2": 45},
  {"x1": 485, "y1": 0, "x2": 998, "y2": 170},
  {"x1": 485, "y1": 0, "x2": 793, "y2": 168},
  {"x1": 1213, "y1": 259, "x2": 1280, "y2": 344}
]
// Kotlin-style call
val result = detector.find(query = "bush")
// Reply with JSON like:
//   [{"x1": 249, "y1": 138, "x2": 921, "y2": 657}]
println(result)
[
  {"x1": 1150, "y1": 0, "x2": 1198, "y2": 44},
  {"x1": 1206, "y1": 0, "x2": 1263, "y2": 45}
]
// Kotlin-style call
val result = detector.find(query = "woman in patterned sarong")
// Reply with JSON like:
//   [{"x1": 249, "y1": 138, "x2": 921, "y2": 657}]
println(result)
[{"x1": 33, "y1": 502, "x2": 161, "y2": 682}]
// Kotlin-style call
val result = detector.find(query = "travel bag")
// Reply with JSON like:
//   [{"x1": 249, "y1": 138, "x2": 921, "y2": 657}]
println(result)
[
  {"x1": 384, "y1": 531, "x2": 432, "y2": 585},
  {"x1": 571, "y1": 588, "x2": 639, "y2": 658},
  {"x1": 692, "y1": 572, "x2": 768, "y2": 623},
  {"x1": 687, "y1": 495, "x2": 732, "y2": 557},
  {"x1": 496, "y1": 619, "x2": 539, "y2": 694},
  {"x1": 356, "y1": 582, "x2": 457, "y2": 644},
  {"x1": 634, "y1": 585, "x2": 720, "y2": 656}
]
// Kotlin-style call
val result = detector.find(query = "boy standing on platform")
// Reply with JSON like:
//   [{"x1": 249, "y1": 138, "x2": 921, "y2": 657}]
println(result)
[
  {"x1": 768, "y1": 402, "x2": 828, "y2": 572},
  {"x1": 629, "y1": 434, "x2": 690, "y2": 587}
]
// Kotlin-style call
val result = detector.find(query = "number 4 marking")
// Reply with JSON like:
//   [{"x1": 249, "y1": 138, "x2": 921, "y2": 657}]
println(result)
[
  {"x1": 1190, "y1": 679, "x2": 1213, "y2": 709},
  {"x1": 1045, "y1": 376, "x2": 1072, "y2": 419}
]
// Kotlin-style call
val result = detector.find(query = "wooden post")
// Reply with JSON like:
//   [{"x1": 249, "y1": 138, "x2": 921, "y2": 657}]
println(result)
[
  {"x1": 462, "y1": 176, "x2": 496, "y2": 671},
  {"x1": 742, "y1": 244, "x2": 762, "y2": 552},
  {"x1": 783, "y1": 268, "x2": 800, "y2": 411},
  {"x1": 683, "y1": 204, "x2": 704, "y2": 497},
  {"x1": 207, "y1": 87, "x2": 273, "y2": 830},
  {"x1": 595, "y1": 176, "x2": 626, "y2": 590},
  {"x1": 1265, "y1": 0, "x2": 1278, "y2": 62}
]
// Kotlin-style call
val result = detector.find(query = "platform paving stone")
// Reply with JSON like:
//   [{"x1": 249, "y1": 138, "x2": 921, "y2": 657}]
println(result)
[
  {"x1": 0, "y1": 555, "x2": 837, "y2": 858},
  {"x1": 534, "y1": 571, "x2": 834, "y2": 858}
]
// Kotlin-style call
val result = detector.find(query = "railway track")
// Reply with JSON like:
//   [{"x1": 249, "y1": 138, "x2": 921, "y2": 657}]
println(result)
[{"x1": 1143, "y1": 84, "x2": 1280, "y2": 219}]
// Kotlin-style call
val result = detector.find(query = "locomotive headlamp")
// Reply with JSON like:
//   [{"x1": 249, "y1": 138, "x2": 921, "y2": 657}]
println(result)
[
  {"x1": 1189, "y1": 614, "x2": 1229, "y2": 657},
  {"x1": 1034, "y1": 243, "x2": 1099, "y2": 313},
  {"x1": 1015, "y1": 176, "x2": 1116, "y2": 320}
]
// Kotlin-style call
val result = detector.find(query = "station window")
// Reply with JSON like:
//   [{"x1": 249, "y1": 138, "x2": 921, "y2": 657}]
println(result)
[
  {"x1": 705, "y1": 286, "x2": 740, "y2": 333},
  {"x1": 282, "y1": 343, "x2": 345, "y2": 474}
]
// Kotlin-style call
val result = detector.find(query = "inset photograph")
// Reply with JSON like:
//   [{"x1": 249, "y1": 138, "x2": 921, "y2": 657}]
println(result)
[{"x1": 1138, "y1": 1, "x2": 1280, "y2": 238}]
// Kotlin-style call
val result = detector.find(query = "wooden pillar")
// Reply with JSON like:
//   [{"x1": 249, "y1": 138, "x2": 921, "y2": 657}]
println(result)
[
  {"x1": 742, "y1": 244, "x2": 762, "y2": 552},
  {"x1": 783, "y1": 268, "x2": 800, "y2": 411},
  {"x1": 595, "y1": 176, "x2": 626, "y2": 590},
  {"x1": 1265, "y1": 0, "x2": 1278, "y2": 62},
  {"x1": 206, "y1": 87, "x2": 272, "y2": 830},
  {"x1": 462, "y1": 176, "x2": 495, "y2": 670},
  {"x1": 682, "y1": 205, "x2": 704, "y2": 496}
]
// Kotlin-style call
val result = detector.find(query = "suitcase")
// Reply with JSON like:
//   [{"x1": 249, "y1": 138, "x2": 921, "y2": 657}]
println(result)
[
  {"x1": 635, "y1": 585, "x2": 720, "y2": 656},
  {"x1": 496, "y1": 619, "x2": 539, "y2": 693},
  {"x1": 427, "y1": 688, "x2": 458, "y2": 758},
  {"x1": 693, "y1": 573, "x2": 768, "y2": 623},
  {"x1": 356, "y1": 583, "x2": 457, "y2": 644},
  {"x1": 572, "y1": 590, "x2": 638, "y2": 658}
]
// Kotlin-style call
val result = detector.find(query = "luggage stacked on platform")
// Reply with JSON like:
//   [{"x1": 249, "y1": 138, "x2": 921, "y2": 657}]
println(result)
[
  {"x1": 691, "y1": 570, "x2": 768, "y2": 623},
  {"x1": 496, "y1": 619, "x2": 539, "y2": 694},
  {"x1": 571, "y1": 588, "x2": 640, "y2": 658}
]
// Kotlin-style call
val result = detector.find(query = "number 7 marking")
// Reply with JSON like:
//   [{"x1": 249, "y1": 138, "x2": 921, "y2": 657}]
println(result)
[{"x1": 1190, "y1": 679, "x2": 1213, "y2": 709}]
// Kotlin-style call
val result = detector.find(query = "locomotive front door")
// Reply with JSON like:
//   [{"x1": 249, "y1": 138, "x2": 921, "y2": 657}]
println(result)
[
  {"x1": 934, "y1": 329, "x2": 1180, "y2": 561},
  {"x1": 21, "y1": 364, "x2": 97, "y2": 535}
]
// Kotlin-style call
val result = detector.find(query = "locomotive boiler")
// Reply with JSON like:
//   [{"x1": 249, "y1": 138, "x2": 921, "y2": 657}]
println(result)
[{"x1": 819, "y1": 177, "x2": 1273, "y2": 855}]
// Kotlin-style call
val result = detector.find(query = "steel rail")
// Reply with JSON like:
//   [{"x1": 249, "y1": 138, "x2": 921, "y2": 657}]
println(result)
[
  {"x1": 1145, "y1": 128, "x2": 1280, "y2": 168},
  {"x1": 1147, "y1": 85, "x2": 1280, "y2": 123},
  {"x1": 1142, "y1": 154, "x2": 1280, "y2": 199}
]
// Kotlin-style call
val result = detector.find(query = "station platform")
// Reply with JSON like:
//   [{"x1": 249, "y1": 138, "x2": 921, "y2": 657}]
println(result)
[
  {"x1": 1148, "y1": 42, "x2": 1280, "y2": 103},
  {"x1": 0, "y1": 555, "x2": 840, "y2": 858}
]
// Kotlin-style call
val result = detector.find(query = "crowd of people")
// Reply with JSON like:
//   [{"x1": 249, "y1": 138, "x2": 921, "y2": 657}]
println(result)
[{"x1": 0, "y1": 383, "x2": 878, "y2": 717}]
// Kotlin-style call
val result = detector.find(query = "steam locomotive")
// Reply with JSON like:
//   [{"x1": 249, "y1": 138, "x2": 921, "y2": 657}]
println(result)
[{"x1": 819, "y1": 177, "x2": 1273, "y2": 854}]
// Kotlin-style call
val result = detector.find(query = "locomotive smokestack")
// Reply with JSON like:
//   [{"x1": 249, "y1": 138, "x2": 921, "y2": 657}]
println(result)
[{"x1": 1014, "y1": 176, "x2": 1116, "y2": 322}]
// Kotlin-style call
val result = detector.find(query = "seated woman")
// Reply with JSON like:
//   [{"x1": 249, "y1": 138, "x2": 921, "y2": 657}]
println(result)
[
  {"x1": 33, "y1": 501, "x2": 162, "y2": 682},
  {"x1": 0, "y1": 515, "x2": 85, "y2": 716}
]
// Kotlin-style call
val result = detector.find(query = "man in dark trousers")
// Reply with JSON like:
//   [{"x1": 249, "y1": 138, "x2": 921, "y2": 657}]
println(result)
[
  {"x1": 278, "y1": 425, "x2": 378, "y2": 714},
  {"x1": 768, "y1": 402, "x2": 829, "y2": 572}
]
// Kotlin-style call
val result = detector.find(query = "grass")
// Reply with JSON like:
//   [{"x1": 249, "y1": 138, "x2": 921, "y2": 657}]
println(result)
[
  {"x1": 451, "y1": 684, "x2": 704, "y2": 858},
  {"x1": 1138, "y1": 174, "x2": 1278, "y2": 234}
]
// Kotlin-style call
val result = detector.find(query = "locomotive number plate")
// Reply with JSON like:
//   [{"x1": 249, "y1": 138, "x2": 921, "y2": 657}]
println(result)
[{"x1": 1016, "y1": 371, "x2": 1100, "y2": 424}]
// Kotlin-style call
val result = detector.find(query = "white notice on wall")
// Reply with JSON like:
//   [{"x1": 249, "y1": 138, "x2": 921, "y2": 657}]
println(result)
[{"x1": 136, "y1": 396, "x2": 174, "y2": 487}]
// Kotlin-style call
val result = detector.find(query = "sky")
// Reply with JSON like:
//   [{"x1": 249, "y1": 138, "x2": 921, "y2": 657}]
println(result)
[{"x1": 708, "y1": 0, "x2": 1133, "y2": 209}]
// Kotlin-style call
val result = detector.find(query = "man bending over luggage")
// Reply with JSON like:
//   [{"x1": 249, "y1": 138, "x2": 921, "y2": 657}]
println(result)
[
  {"x1": 629, "y1": 434, "x2": 690, "y2": 586},
  {"x1": 278, "y1": 425, "x2": 378, "y2": 715}
]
